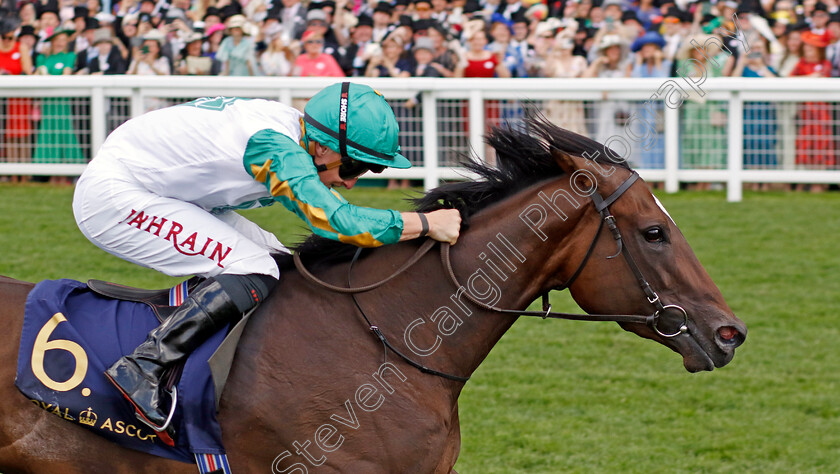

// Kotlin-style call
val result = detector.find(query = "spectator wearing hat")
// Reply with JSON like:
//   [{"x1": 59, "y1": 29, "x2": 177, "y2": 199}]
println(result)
[
  {"x1": 600, "y1": 0, "x2": 625, "y2": 26},
  {"x1": 259, "y1": 27, "x2": 294, "y2": 76},
  {"x1": 87, "y1": 28, "x2": 128, "y2": 74},
  {"x1": 365, "y1": 30, "x2": 410, "y2": 77},
  {"x1": 488, "y1": 13, "x2": 526, "y2": 76},
  {"x1": 543, "y1": 31, "x2": 587, "y2": 135},
  {"x1": 204, "y1": 22, "x2": 226, "y2": 60},
  {"x1": 393, "y1": 0, "x2": 410, "y2": 19},
  {"x1": 1, "y1": 21, "x2": 34, "y2": 76},
  {"x1": 620, "y1": 9, "x2": 644, "y2": 39},
  {"x1": 293, "y1": 29, "x2": 344, "y2": 76},
  {"x1": 809, "y1": 2, "x2": 831, "y2": 35},
  {"x1": 176, "y1": 31, "x2": 219, "y2": 75},
  {"x1": 628, "y1": 30, "x2": 669, "y2": 170},
  {"x1": 34, "y1": 26, "x2": 75, "y2": 75},
  {"x1": 526, "y1": 18, "x2": 557, "y2": 77},
  {"x1": 217, "y1": 14, "x2": 258, "y2": 76},
  {"x1": 16, "y1": 25, "x2": 39, "y2": 63},
  {"x1": 659, "y1": 9, "x2": 687, "y2": 64},
  {"x1": 584, "y1": 33, "x2": 628, "y2": 79},
  {"x1": 33, "y1": 26, "x2": 84, "y2": 179},
  {"x1": 413, "y1": 0, "x2": 434, "y2": 21},
  {"x1": 304, "y1": 7, "x2": 340, "y2": 53},
  {"x1": 74, "y1": 17, "x2": 100, "y2": 72},
  {"x1": 628, "y1": 30, "x2": 670, "y2": 77},
  {"x1": 115, "y1": 13, "x2": 140, "y2": 51},
  {"x1": 406, "y1": 35, "x2": 442, "y2": 77},
  {"x1": 201, "y1": 6, "x2": 223, "y2": 31},
  {"x1": 509, "y1": 11, "x2": 531, "y2": 62},
  {"x1": 426, "y1": 22, "x2": 458, "y2": 77},
  {"x1": 35, "y1": 6, "x2": 61, "y2": 54},
  {"x1": 455, "y1": 23, "x2": 510, "y2": 77},
  {"x1": 0, "y1": 20, "x2": 34, "y2": 179},
  {"x1": 675, "y1": 33, "x2": 727, "y2": 176},
  {"x1": 127, "y1": 29, "x2": 170, "y2": 75},
  {"x1": 337, "y1": 13, "x2": 374, "y2": 76},
  {"x1": 509, "y1": 9, "x2": 529, "y2": 41},
  {"x1": 372, "y1": 1, "x2": 395, "y2": 42},
  {"x1": 71, "y1": 6, "x2": 89, "y2": 38},
  {"x1": 792, "y1": 30, "x2": 835, "y2": 184}
]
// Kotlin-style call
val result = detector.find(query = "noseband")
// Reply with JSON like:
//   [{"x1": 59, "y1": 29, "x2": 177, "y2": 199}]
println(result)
[{"x1": 294, "y1": 171, "x2": 688, "y2": 383}]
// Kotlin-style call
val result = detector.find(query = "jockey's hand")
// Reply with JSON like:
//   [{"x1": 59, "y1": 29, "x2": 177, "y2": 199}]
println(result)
[
  {"x1": 399, "y1": 209, "x2": 462, "y2": 245},
  {"x1": 426, "y1": 209, "x2": 462, "y2": 245}
]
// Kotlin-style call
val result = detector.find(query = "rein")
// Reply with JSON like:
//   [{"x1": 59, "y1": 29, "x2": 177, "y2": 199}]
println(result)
[{"x1": 293, "y1": 171, "x2": 688, "y2": 383}]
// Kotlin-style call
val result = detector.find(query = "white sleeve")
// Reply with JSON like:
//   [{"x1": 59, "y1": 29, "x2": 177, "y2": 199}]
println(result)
[{"x1": 215, "y1": 211, "x2": 291, "y2": 255}]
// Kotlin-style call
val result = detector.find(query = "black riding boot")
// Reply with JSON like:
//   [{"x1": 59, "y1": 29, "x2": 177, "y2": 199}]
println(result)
[{"x1": 104, "y1": 278, "x2": 241, "y2": 445}]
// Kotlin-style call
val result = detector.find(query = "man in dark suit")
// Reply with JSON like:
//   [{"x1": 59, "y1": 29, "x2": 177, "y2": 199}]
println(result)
[{"x1": 337, "y1": 14, "x2": 373, "y2": 76}]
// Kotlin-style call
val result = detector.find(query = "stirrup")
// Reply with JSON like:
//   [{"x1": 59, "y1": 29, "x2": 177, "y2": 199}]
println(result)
[
  {"x1": 135, "y1": 386, "x2": 178, "y2": 431},
  {"x1": 133, "y1": 387, "x2": 178, "y2": 447}
]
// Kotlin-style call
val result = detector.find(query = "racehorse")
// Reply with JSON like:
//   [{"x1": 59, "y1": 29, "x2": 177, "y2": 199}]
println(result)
[{"x1": 0, "y1": 117, "x2": 746, "y2": 473}]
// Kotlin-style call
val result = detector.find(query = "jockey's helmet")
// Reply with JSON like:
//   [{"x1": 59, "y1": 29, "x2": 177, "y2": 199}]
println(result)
[{"x1": 303, "y1": 82, "x2": 411, "y2": 170}]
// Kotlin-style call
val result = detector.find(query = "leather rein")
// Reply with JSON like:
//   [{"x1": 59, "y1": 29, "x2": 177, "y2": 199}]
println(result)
[{"x1": 293, "y1": 171, "x2": 688, "y2": 383}]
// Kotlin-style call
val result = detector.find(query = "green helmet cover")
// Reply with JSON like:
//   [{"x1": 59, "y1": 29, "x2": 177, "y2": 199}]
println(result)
[{"x1": 303, "y1": 82, "x2": 411, "y2": 169}]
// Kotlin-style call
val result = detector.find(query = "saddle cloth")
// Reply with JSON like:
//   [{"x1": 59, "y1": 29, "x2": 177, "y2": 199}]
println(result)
[{"x1": 15, "y1": 278, "x2": 230, "y2": 464}]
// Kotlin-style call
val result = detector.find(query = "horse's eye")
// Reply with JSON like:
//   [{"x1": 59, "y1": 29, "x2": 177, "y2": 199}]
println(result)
[{"x1": 644, "y1": 227, "x2": 665, "y2": 243}]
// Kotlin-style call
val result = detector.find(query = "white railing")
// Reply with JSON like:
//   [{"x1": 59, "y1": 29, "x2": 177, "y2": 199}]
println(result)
[{"x1": 2, "y1": 76, "x2": 840, "y2": 202}]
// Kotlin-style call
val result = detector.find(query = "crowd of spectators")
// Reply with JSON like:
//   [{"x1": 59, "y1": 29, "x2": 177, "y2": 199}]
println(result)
[
  {"x1": 0, "y1": 0, "x2": 838, "y2": 81},
  {"x1": 0, "y1": 0, "x2": 839, "y2": 189}
]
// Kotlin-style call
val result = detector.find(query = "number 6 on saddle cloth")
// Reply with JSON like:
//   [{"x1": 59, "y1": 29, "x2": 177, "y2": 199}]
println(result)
[{"x1": 15, "y1": 277, "x2": 245, "y2": 468}]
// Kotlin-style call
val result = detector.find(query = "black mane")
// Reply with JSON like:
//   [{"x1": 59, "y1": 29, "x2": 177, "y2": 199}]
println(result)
[{"x1": 279, "y1": 113, "x2": 628, "y2": 270}]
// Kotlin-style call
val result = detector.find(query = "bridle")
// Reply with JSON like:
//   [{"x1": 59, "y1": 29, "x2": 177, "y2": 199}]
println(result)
[{"x1": 293, "y1": 170, "x2": 688, "y2": 383}]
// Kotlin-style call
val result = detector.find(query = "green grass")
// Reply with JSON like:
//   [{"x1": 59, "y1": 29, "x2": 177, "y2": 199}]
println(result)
[{"x1": 1, "y1": 183, "x2": 839, "y2": 473}]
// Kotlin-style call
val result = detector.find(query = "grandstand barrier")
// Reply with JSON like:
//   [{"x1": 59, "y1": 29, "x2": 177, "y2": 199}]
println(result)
[{"x1": 1, "y1": 76, "x2": 840, "y2": 202}]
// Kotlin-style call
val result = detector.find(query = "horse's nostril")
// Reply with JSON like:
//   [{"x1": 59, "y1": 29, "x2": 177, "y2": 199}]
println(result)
[
  {"x1": 718, "y1": 326, "x2": 739, "y2": 341},
  {"x1": 716, "y1": 326, "x2": 745, "y2": 348}
]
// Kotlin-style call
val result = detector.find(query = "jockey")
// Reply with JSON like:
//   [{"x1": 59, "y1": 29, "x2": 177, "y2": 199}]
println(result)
[{"x1": 72, "y1": 82, "x2": 461, "y2": 443}]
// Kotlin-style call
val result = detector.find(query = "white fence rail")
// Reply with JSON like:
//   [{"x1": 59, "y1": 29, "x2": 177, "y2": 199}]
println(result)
[{"x1": 2, "y1": 76, "x2": 840, "y2": 202}]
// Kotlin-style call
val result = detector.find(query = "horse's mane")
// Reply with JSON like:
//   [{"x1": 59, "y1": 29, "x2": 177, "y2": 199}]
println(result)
[{"x1": 277, "y1": 113, "x2": 628, "y2": 270}]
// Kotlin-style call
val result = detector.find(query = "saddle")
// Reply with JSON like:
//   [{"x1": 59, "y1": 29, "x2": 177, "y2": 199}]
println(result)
[
  {"x1": 15, "y1": 277, "x2": 250, "y2": 467},
  {"x1": 87, "y1": 276, "x2": 204, "y2": 322},
  {"x1": 86, "y1": 276, "x2": 251, "y2": 411}
]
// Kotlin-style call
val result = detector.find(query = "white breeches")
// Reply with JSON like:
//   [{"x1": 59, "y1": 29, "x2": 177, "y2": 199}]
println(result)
[{"x1": 72, "y1": 158, "x2": 287, "y2": 279}]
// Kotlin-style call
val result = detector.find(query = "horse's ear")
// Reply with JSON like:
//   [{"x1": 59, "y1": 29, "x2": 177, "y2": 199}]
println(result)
[{"x1": 551, "y1": 148, "x2": 577, "y2": 174}]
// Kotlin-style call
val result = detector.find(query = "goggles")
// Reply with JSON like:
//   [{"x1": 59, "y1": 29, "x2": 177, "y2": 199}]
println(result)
[
  {"x1": 320, "y1": 157, "x2": 385, "y2": 180},
  {"x1": 339, "y1": 160, "x2": 385, "y2": 180}
]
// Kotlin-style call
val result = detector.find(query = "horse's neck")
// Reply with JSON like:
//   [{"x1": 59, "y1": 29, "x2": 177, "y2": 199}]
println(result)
[{"x1": 372, "y1": 178, "x2": 589, "y2": 387}]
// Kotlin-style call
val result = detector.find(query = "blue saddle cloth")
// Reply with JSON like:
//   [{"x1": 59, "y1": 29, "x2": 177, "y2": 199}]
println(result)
[{"x1": 15, "y1": 279, "x2": 229, "y2": 464}]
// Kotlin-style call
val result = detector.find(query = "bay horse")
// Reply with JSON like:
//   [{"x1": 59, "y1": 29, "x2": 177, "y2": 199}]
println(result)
[{"x1": 0, "y1": 118, "x2": 746, "y2": 473}]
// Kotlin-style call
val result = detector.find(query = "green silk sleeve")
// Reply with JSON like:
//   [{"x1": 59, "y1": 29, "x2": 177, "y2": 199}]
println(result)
[{"x1": 243, "y1": 129, "x2": 404, "y2": 247}]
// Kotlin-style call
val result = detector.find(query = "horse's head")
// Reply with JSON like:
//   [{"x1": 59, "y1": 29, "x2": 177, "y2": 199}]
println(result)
[{"x1": 548, "y1": 151, "x2": 746, "y2": 372}]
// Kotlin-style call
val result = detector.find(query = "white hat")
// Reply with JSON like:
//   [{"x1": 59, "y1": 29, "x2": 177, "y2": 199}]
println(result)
[
  {"x1": 226, "y1": 14, "x2": 248, "y2": 30},
  {"x1": 598, "y1": 34, "x2": 625, "y2": 51},
  {"x1": 535, "y1": 17, "x2": 562, "y2": 37},
  {"x1": 142, "y1": 29, "x2": 166, "y2": 44}
]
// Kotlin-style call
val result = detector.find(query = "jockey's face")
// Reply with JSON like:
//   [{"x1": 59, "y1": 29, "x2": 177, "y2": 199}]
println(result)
[{"x1": 313, "y1": 142, "x2": 360, "y2": 189}]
